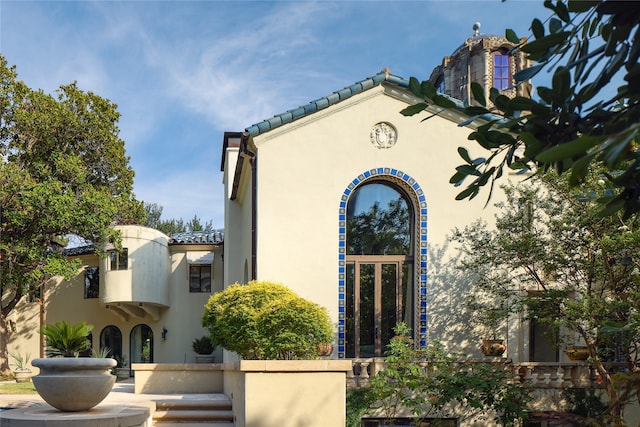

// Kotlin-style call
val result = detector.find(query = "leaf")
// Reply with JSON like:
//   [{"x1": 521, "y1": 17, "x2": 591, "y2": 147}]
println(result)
[
  {"x1": 535, "y1": 135, "x2": 602, "y2": 163},
  {"x1": 470, "y1": 82, "x2": 486, "y2": 107},
  {"x1": 400, "y1": 103, "x2": 428, "y2": 116},
  {"x1": 408, "y1": 77, "x2": 423, "y2": 98},
  {"x1": 552, "y1": 67, "x2": 571, "y2": 101},
  {"x1": 521, "y1": 31, "x2": 571, "y2": 55},
  {"x1": 422, "y1": 80, "x2": 437, "y2": 98},
  {"x1": 568, "y1": 0, "x2": 599, "y2": 13},
  {"x1": 432, "y1": 94, "x2": 458, "y2": 109},
  {"x1": 458, "y1": 146, "x2": 473, "y2": 165},
  {"x1": 549, "y1": 17, "x2": 563, "y2": 34},
  {"x1": 505, "y1": 28, "x2": 520, "y2": 44},
  {"x1": 513, "y1": 64, "x2": 544, "y2": 82},
  {"x1": 531, "y1": 18, "x2": 545, "y2": 39},
  {"x1": 455, "y1": 185, "x2": 478, "y2": 201}
]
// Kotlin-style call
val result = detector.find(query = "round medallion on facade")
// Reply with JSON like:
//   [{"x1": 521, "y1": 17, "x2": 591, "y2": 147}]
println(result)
[{"x1": 370, "y1": 122, "x2": 397, "y2": 149}]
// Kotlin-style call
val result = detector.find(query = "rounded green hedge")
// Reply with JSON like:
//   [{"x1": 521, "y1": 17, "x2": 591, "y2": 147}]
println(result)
[{"x1": 201, "y1": 281, "x2": 333, "y2": 360}]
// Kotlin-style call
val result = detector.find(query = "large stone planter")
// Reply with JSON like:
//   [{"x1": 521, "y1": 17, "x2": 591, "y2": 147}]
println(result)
[{"x1": 31, "y1": 357, "x2": 117, "y2": 411}]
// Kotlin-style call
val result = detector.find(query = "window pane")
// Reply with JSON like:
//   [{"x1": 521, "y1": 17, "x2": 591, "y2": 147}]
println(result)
[
  {"x1": 119, "y1": 249, "x2": 128, "y2": 270},
  {"x1": 345, "y1": 263, "x2": 355, "y2": 358},
  {"x1": 381, "y1": 263, "x2": 397, "y2": 354},
  {"x1": 109, "y1": 251, "x2": 117, "y2": 270},
  {"x1": 359, "y1": 264, "x2": 375, "y2": 358},
  {"x1": 347, "y1": 182, "x2": 411, "y2": 255},
  {"x1": 189, "y1": 266, "x2": 200, "y2": 292},
  {"x1": 201, "y1": 266, "x2": 211, "y2": 292},
  {"x1": 84, "y1": 267, "x2": 99, "y2": 299}
]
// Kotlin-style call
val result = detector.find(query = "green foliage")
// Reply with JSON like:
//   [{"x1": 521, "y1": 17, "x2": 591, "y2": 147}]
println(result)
[
  {"x1": 192, "y1": 335, "x2": 215, "y2": 354},
  {"x1": 346, "y1": 388, "x2": 376, "y2": 427},
  {"x1": 9, "y1": 351, "x2": 30, "y2": 370},
  {"x1": 143, "y1": 202, "x2": 213, "y2": 235},
  {"x1": 0, "y1": 55, "x2": 142, "y2": 370},
  {"x1": 92, "y1": 347, "x2": 111, "y2": 359},
  {"x1": 404, "y1": 1, "x2": 640, "y2": 218},
  {"x1": 41, "y1": 321, "x2": 93, "y2": 358},
  {"x1": 114, "y1": 354, "x2": 128, "y2": 368},
  {"x1": 452, "y1": 172, "x2": 640, "y2": 420},
  {"x1": 201, "y1": 281, "x2": 334, "y2": 360},
  {"x1": 367, "y1": 323, "x2": 529, "y2": 426}
]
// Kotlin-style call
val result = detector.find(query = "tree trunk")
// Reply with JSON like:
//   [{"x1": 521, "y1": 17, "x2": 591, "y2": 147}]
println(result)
[{"x1": 0, "y1": 314, "x2": 10, "y2": 376}]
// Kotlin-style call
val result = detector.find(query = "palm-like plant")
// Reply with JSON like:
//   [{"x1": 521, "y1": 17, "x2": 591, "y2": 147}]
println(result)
[{"x1": 41, "y1": 321, "x2": 94, "y2": 357}]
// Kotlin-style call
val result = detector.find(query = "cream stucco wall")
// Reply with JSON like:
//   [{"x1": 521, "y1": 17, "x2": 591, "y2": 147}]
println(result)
[
  {"x1": 246, "y1": 84, "x2": 508, "y2": 356},
  {"x1": 223, "y1": 147, "x2": 254, "y2": 287},
  {"x1": 6, "y1": 225, "x2": 223, "y2": 369}
]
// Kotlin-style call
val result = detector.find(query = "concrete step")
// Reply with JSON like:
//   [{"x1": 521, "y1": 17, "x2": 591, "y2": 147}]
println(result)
[
  {"x1": 153, "y1": 409, "x2": 234, "y2": 421},
  {"x1": 152, "y1": 396, "x2": 234, "y2": 426},
  {"x1": 152, "y1": 423, "x2": 235, "y2": 427},
  {"x1": 155, "y1": 398, "x2": 232, "y2": 411}
]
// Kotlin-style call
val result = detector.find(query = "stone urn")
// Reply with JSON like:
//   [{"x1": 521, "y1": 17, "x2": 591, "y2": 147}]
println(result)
[{"x1": 31, "y1": 357, "x2": 117, "y2": 411}]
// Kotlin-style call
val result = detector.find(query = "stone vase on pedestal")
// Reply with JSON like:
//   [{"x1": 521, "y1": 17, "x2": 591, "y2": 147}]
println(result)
[{"x1": 31, "y1": 357, "x2": 117, "y2": 411}]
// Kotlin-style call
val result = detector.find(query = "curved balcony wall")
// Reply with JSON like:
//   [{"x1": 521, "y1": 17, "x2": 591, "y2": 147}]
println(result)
[{"x1": 102, "y1": 225, "x2": 171, "y2": 312}]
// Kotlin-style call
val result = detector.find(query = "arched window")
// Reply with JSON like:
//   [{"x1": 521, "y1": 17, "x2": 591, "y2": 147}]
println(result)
[
  {"x1": 130, "y1": 324, "x2": 153, "y2": 364},
  {"x1": 100, "y1": 325, "x2": 122, "y2": 359},
  {"x1": 493, "y1": 51, "x2": 511, "y2": 90},
  {"x1": 345, "y1": 181, "x2": 414, "y2": 358}
]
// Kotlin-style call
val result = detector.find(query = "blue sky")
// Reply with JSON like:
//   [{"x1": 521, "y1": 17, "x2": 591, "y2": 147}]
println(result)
[{"x1": 0, "y1": 0, "x2": 549, "y2": 228}]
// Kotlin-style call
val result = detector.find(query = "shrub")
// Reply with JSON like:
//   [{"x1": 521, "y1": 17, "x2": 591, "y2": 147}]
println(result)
[
  {"x1": 202, "y1": 281, "x2": 333, "y2": 359},
  {"x1": 41, "y1": 321, "x2": 93, "y2": 358},
  {"x1": 192, "y1": 336, "x2": 215, "y2": 354}
]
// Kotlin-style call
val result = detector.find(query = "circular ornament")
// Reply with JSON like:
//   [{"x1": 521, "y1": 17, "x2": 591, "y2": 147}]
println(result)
[{"x1": 370, "y1": 122, "x2": 397, "y2": 149}]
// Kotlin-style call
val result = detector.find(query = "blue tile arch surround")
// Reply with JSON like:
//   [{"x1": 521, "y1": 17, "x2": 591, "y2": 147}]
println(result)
[{"x1": 337, "y1": 168, "x2": 427, "y2": 359}]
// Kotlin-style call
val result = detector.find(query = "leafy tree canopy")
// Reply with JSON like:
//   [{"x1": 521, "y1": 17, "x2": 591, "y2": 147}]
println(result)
[
  {"x1": 143, "y1": 202, "x2": 213, "y2": 235},
  {"x1": 453, "y1": 171, "x2": 640, "y2": 423},
  {"x1": 403, "y1": 0, "x2": 640, "y2": 218},
  {"x1": 0, "y1": 55, "x2": 142, "y2": 373}
]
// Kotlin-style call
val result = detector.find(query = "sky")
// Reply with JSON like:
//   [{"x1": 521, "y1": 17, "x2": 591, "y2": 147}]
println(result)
[{"x1": 0, "y1": 0, "x2": 550, "y2": 229}]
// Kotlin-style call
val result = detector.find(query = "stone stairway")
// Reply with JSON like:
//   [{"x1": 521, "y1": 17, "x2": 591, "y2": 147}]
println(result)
[{"x1": 152, "y1": 395, "x2": 234, "y2": 427}]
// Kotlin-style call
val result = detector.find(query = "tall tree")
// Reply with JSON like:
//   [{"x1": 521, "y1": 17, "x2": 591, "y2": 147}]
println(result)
[
  {"x1": 143, "y1": 202, "x2": 214, "y2": 235},
  {"x1": 403, "y1": 1, "x2": 640, "y2": 218},
  {"x1": 453, "y1": 172, "x2": 640, "y2": 424},
  {"x1": 0, "y1": 56, "x2": 143, "y2": 374}
]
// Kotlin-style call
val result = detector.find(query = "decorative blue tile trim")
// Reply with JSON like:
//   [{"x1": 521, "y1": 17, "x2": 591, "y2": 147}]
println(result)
[{"x1": 337, "y1": 169, "x2": 427, "y2": 358}]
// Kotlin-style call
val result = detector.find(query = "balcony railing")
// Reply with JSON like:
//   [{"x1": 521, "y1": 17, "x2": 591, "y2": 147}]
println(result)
[{"x1": 347, "y1": 358, "x2": 603, "y2": 389}]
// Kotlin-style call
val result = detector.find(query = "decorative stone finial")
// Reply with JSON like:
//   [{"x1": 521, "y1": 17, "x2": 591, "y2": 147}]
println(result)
[{"x1": 473, "y1": 22, "x2": 481, "y2": 36}]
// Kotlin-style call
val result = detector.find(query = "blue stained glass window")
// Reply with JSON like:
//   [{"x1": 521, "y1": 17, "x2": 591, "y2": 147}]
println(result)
[{"x1": 493, "y1": 53, "x2": 511, "y2": 90}]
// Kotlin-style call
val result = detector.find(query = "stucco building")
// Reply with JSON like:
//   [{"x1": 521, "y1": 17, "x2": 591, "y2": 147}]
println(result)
[{"x1": 6, "y1": 29, "x2": 626, "y2": 426}]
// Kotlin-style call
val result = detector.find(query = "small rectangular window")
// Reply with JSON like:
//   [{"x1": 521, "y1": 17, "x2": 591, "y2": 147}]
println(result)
[
  {"x1": 493, "y1": 54, "x2": 511, "y2": 90},
  {"x1": 109, "y1": 249, "x2": 128, "y2": 270},
  {"x1": 84, "y1": 266, "x2": 99, "y2": 299},
  {"x1": 189, "y1": 265, "x2": 211, "y2": 293}
]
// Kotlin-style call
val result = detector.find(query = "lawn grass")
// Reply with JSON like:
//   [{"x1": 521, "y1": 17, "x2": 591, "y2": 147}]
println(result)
[{"x1": 0, "y1": 381, "x2": 37, "y2": 394}]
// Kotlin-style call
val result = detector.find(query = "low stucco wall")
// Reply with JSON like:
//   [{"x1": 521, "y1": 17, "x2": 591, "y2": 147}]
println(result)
[
  {"x1": 223, "y1": 360, "x2": 352, "y2": 427},
  {"x1": 133, "y1": 361, "x2": 352, "y2": 426},
  {"x1": 132, "y1": 363, "x2": 224, "y2": 394}
]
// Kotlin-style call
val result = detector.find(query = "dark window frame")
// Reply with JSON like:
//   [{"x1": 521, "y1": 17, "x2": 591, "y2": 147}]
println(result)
[
  {"x1": 84, "y1": 266, "x2": 99, "y2": 299},
  {"x1": 189, "y1": 264, "x2": 212, "y2": 293},
  {"x1": 109, "y1": 249, "x2": 128, "y2": 271}
]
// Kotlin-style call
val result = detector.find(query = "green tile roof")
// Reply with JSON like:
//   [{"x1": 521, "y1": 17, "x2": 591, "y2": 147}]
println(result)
[{"x1": 245, "y1": 71, "x2": 409, "y2": 137}]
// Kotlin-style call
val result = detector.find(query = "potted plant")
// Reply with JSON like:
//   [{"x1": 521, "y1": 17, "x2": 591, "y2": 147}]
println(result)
[
  {"x1": 566, "y1": 345, "x2": 590, "y2": 361},
  {"x1": 472, "y1": 305, "x2": 507, "y2": 357},
  {"x1": 31, "y1": 321, "x2": 116, "y2": 411},
  {"x1": 9, "y1": 351, "x2": 32, "y2": 383},
  {"x1": 114, "y1": 354, "x2": 130, "y2": 379},
  {"x1": 192, "y1": 335, "x2": 215, "y2": 363}
]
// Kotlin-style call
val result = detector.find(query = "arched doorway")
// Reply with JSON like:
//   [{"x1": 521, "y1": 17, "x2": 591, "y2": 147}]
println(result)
[
  {"x1": 345, "y1": 180, "x2": 414, "y2": 358},
  {"x1": 100, "y1": 325, "x2": 122, "y2": 359},
  {"x1": 130, "y1": 324, "x2": 153, "y2": 364}
]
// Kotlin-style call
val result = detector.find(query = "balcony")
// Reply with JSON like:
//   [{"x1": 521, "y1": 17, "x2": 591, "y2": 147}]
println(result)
[{"x1": 347, "y1": 358, "x2": 603, "y2": 389}]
